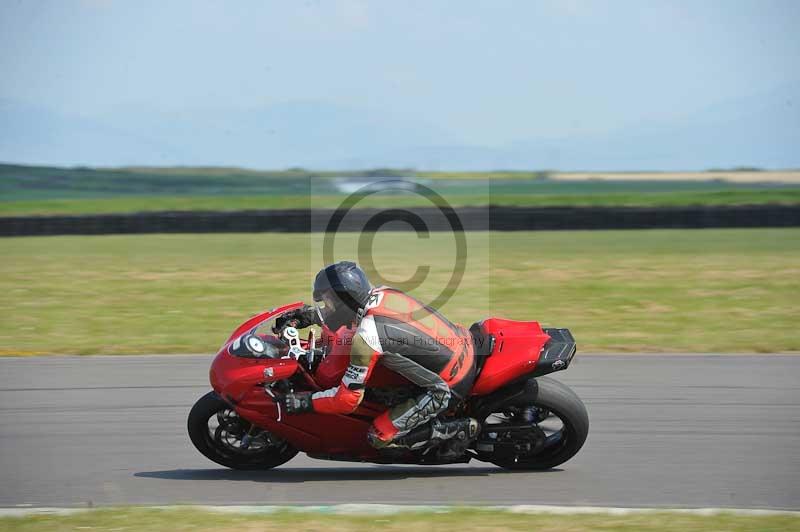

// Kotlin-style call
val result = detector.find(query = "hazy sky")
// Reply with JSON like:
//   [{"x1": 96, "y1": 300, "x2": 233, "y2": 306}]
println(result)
[{"x1": 1, "y1": 0, "x2": 798, "y2": 166}]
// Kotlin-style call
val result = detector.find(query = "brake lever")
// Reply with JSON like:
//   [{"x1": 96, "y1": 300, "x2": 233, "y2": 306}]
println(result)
[{"x1": 306, "y1": 329, "x2": 316, "y2": 367}]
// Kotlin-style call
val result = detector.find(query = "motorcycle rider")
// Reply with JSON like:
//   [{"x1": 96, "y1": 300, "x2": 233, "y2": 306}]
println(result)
[{"x1": 274, "y1": 261, "x2": 478, "y2": 452}]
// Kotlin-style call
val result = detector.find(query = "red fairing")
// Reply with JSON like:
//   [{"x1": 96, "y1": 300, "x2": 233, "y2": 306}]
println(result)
[
  {"x1": 211, "y1": 352, "x2": 299, "y2": 404},
  {"x1": 207, "y1": 304, "x2": 560, "y2": 461},
  {"x1": 210, "y1": 306, "x2": 383, "y2": 458},
  {"x1": 470, "y1": 318, "x2": 551, "y2": 396},
  {"x1": 211, "y1": 302, "x2": 305, "y2": 405}
]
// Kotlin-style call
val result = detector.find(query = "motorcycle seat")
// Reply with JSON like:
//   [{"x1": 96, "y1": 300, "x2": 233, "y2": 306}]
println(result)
[{"x1": 469, "y1": 322, "x2": 495, "y2": 358}]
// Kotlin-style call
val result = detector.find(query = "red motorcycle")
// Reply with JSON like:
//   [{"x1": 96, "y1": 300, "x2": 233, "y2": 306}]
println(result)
[{"x1": 188, "y1": 302, "x2": 588, "y2": 470}]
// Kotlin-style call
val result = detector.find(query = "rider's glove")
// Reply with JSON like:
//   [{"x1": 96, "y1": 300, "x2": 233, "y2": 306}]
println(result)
[
  {"x1": 273, "y1": 305, "x2": 320, "y2": 333},
  {"x1": 275, "y1": 392, "x2": 314, "y2": 414}
]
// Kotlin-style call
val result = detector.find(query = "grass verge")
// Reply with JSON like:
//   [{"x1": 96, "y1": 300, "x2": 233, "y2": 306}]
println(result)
[
  {"x1": 1, "y1": 229, "x2": 798, "y2": 355},
  {"x1": 1, "y1": 190, "x2": 800, "y2": 216},
  {"x1": 0, "y1": 508, "x2": 797, "y2": 532}
]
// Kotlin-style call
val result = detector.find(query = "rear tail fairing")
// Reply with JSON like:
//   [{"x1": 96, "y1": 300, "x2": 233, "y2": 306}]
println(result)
[{"x1": 469, "y1": 319, "x2": 577, "y2": 395}]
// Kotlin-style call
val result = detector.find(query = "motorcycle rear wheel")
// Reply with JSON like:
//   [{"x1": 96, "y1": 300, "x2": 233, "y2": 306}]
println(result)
[
  {"x1": 188, "y1": 391, "x2": 298, "y2": 470},
  {"x1": 486, "y1": 377, "x2": 588, "y2": 470}
]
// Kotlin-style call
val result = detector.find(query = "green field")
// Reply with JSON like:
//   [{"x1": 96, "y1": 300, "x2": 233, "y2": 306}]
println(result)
[
  {"x1": 2, "y1": 163, "x2": 799, "y2": 215},
  {"x1": 3, "y1": 189, "x2": 800, "y2": 216},
  {"x1": 1, "y1": 229, "x2": 797, "y2": 355},
  {"x1": 0, "y1": 507, "x2": 796, "y2": 532}
]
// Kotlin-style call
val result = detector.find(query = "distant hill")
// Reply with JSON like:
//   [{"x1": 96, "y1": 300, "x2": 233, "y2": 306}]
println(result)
[{"x1": 1, "y1": 83, "x2": 798, "y2": 170}]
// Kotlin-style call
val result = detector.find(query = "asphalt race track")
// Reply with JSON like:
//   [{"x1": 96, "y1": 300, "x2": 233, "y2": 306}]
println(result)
[{"x1": 1, "y1": 354, "x2": 798, "y2": 509}]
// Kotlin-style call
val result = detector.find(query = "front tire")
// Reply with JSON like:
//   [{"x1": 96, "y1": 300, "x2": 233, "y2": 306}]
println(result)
[
  {"x1": 188, "y1": 391, "x2": 298, "y2": 470},
  {"x1": 487, "y1": 377, "x2": 589, "y2": 470}
]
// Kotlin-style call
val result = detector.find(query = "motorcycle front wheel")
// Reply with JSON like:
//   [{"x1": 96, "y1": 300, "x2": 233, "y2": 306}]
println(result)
[
  {"x1": 483, "y1": 377, "x2": 589, "y2": 470},
  {"x1": 187, "y1": 391, "x2": 298, "y2": 470}
]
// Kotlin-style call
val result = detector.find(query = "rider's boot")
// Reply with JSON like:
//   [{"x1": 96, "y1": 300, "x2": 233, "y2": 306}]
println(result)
[
  {"x1": 433, "y1": 418, "x2": 480, "y2": 460},
  {"x1": 430, "y1": 418, "x2": 479, "y2": 442},
  {"x1": 381, "y1": 424, "x2": 430, "y2": 451},
  {"x1": 387, "y1": 418, "x2": 479, "y2": 451}
]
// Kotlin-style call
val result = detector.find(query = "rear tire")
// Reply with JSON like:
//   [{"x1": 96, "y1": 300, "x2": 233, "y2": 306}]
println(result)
[
  {"x1": 489, "y1": 377, "x2": 588, "y2": 470},
  {"x1": 188, "y1": 391, "x2": 298, "y2": 470}
]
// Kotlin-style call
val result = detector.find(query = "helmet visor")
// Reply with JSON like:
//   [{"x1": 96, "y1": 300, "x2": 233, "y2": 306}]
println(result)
[
  {"x1": 313, "y1": 288, "x2": 358, "y2": 329},
  {"x1": 313, "y1": 290, "x2": 338, "y2": 324}
]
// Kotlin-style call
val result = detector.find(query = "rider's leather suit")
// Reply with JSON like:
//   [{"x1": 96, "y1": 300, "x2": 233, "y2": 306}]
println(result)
[{"x1": 311, "y1": 287, "x2": 477, "y2": 448}]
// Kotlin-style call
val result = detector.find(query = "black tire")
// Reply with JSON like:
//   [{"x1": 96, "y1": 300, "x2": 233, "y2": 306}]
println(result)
[
  {"x1": 489, "y1": 377, "x2": 589, "y2": 470},
  {"x1": 187, "y1": 391, "x2": 298, "y2": 470}
]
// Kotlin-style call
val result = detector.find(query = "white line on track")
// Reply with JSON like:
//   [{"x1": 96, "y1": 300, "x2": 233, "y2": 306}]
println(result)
[{"x1": 1, "y1": 505, "x2": 798, "y2": 518}]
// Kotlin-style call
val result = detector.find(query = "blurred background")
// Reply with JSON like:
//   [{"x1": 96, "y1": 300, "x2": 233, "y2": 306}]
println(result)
[{"x1": 1, "y1": 0, "x2": 798, "y2": 357}]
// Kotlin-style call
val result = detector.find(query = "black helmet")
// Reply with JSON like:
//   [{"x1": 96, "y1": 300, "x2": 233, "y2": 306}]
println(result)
[{"x1": 313, "y1": 261, "x2": 371, "y2": 330}]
